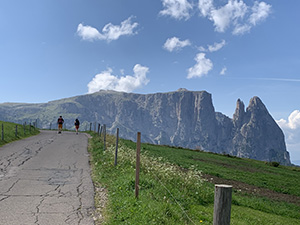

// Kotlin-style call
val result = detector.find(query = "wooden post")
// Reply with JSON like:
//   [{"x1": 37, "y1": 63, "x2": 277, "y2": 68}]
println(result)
[
  {"x1": 89, "y1": 123, "x2": 92, "y2": 132},
  {"x1": 97, "y1": 123, "x2": 101, "y2": 135},
  {"x1": 99, "y1": 125, "x2": 103, "y2": 137},
  {"x1": 1, "y1": 123, "x2": 3, "y2": 141},
  {"x1": 135, "y1": 132, "x2": 141, "y2": 198},
  {"x1": 103, "y1": 124, "x2": 106, "y2": 151},
  {"x1": 50, "y1": 122, "x2": 52, "y2": 130},
  {"x1": 114, "y1": 128, "x2": 119, "y2": 166},
  {"x1": 15, "y1": 125, "x2": 18, "y2": 137},
  {"x1": 213, "y1": 184, "x2": 232, "y2": 225},
  {"x1": 29, "y1": 123, "x2": 31, "y2": 133},
  {"x1": 23, "y1": 123, "x2": 26, "y2": 135}
]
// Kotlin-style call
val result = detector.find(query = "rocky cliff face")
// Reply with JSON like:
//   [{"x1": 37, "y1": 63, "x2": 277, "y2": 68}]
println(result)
[
  {"x1": 231, "y1": 97, "x2": 290, "y2": 164},
  {"x1": 0, "y1": 89, "x2": 291, "y2": 165}
]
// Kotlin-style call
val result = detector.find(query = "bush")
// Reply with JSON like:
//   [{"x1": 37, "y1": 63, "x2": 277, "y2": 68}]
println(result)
[{"x1": 270, "y1": 161, "x2": 280, "y2": 167}]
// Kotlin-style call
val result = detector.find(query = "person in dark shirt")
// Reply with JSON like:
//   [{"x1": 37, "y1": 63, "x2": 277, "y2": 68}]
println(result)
[
  {"x1": 74, "y1": 118, "x2": 80, "y2": 134},
  {"x1": 57, "y1": 116, "x2": 64, "y2": 133}
]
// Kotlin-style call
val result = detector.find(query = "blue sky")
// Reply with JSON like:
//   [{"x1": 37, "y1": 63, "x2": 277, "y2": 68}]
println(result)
[{"x1": 1, "y1": 0, "x2": 300, "y2": 164}]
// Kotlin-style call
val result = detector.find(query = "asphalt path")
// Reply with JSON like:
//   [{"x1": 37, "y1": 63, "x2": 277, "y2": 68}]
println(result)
[{"x1": 0, "y1": 130, "x2": 95, "y2": 225}]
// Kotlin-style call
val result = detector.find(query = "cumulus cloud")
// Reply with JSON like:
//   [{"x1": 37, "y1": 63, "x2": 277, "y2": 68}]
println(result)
[
  {"x1": 76, "y1": 24, "x2": 104, "y2": 41},
  {"x1": 160, "y1": 0, "x2": 193, "y2": 20},
  {"x1": 277, "y1": 110, "x2": 300, "y2": 131},
  {"x1": 187, "y1": 53, "x2": 213, "y2": 79},
  {"x1": 87, "y1": 64, "x2": 149, "y2": 93},
  {"x1": 77, "y1": 16, "x2": 138, "y2": 42},
  {"x1": 277, "y1": 110, "x2": 300, "y2": 162},
  {"x1": 198, "y1": 0, "x2": 272, "y2": 35},
  {"x1": 210, "y1": 0, "x2": 248, "y2": 33},
  {"x1": 249, "y1": 1, "x2": 272, "y2": 26},
  {"x1": 163, "y1": 37, "x2": 191, "y2": 52},
  {"x1": 198, "y1": 0, "x2": 214, "y2": 17}
]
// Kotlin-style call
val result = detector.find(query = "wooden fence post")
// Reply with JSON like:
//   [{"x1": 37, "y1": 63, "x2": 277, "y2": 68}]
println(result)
[
  {"x1": 98, "y1": 123, "x2": 101, "y2": 135},
  {"x1": 23, "y1": 123, "x2": 26, "y2": 135},
  {"x1": 103, "y1": 124, "x2": 106, "y2": 151},
  {"x1": 99, "y1": 125, "x2": 103, "y2": 137},
  {"x1": 114, "y1": 128, "x2": 119, "y2": 166},
  {"x1": 213, "y1": 184, "x2": 232, "y2": 225},
  {"x1": 89, "y1": 123, "x2": 92, "y2": 132},
  {"x1": 135, "y1": 132, "x2": 141, "y2": 198},
  {"x1": 29, "y1": 123, "x2": 31, "y2": 133},
  {"x1": 50, "y1": 122, "x2": 52, "y2": 130},
  {"x1": 15, "y1": 125, "x2": 18, "y2": 137},
  {"x1": 1, "y1": 123, "x2": 3, "y2": 141}
]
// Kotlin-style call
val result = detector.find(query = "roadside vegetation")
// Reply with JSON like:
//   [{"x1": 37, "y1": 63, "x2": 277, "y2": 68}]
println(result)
[
  {"x1": 0, "y1": 121, "x2": 40, "y2": 147},
  {"x1": 89, "y1": 133, "x2": 300, "y2": 225}
]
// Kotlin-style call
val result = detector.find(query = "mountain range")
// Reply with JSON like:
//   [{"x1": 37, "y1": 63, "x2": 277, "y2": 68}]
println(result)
[{"x1": 0, "y1": 89, "x2": 291, "y2": 165}]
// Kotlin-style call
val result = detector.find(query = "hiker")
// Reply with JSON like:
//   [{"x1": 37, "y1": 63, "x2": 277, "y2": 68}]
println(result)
[
  {"x1": 74, "y1": 118, "x2": 80, "y2": 134},
  {"x1": 57, "y1": 116, "x2": 64, "y2": 133}
]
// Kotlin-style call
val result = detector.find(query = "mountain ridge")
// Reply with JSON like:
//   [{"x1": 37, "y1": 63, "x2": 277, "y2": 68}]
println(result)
[{"x1": 0, "y1": 89, "x2": 291, "y2": 165}]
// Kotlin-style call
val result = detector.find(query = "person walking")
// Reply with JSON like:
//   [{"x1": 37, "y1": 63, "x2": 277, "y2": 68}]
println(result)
[
  {"x1": 57, "y1": 116, "x2": 64, "y2": 134},
  {"x1": 74, "y1": 118, "x2": 80, "y2": 134}
]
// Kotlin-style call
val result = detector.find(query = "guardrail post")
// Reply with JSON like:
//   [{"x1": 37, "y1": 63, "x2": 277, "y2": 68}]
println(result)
[
  {"x1": 213, "y1": 184, "x2": 232, "y2": 225},
  {"x1": 135, "y1": 132, "x2": 141, "y2": 198}
]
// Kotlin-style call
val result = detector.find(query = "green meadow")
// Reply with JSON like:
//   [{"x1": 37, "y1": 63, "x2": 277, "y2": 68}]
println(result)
[
  {"x1": 0, "y1": 121, "x2": 40, "y2": 147},
  {"x1": 89, "y1": 133, "x2": 300, "y2": 225}
]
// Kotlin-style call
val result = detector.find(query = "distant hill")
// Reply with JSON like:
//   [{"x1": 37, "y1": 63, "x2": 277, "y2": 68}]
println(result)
[{"x1": 0, "y1": 89, "x2": 291, "y2": 165}]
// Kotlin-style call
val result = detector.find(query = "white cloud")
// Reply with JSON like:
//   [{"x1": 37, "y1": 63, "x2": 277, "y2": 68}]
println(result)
[
  {"x1": 163, "y1": 37, "x2": 191, "y2": 52},
  {"x1": 232, "y1": 23, "x2": 251, "y2": 35},
  {"x1": 208, "y1": 39, "x2": 226, "y2": 52},
  {"x1": 160, "y1": 0, "x2": 193, "y2": 20},
  {"x1": 276, "y1": 110, "x2": 300, "y2": 162},
  {"x1": 249, "y1": 1, "x2": 272, "y2": 26},
  {"x1": 87, "y1": 64, "x2": 149, "y2": 93},
  {"x1": 198, "y1": 0, "x2": 272, "y2": 35},
  {"x1": 277, "y1": 110, "x2": 300, "y2": 130},
  {"x1": 198, "y1": 0, "x2": 214, "y2": 17},
  {"x1": 210, "y1": 0, "x2": 248, "y2": 33},
  {"x1": 76, "y1": 24, "x2": 104, "y2": 41},
  {"x1": 198, "y1": 40, "x2": 226, "y2": 52},
  {"x1": 220, "y1": 66, "x2": 227, "y2": 75},
  {"x1": 77, "y1": 16, "x2": 138, "y2": 42},
  {"x1": 187, "y1": 53, "x2": 213, "y2": 79}
]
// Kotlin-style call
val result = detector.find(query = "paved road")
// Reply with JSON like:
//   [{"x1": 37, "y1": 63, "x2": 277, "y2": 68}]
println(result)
[{"x1": 0, "y1": 130, "x2": 95, "y2": 225}]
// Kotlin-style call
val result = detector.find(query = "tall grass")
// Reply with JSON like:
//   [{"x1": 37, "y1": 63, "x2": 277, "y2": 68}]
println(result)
[
  {"x1": 89, "y1": 133, "x2": 300, "y2": 225},
  {"x1": 0, "y1": 121, "x2": 40, "y2": 147}
]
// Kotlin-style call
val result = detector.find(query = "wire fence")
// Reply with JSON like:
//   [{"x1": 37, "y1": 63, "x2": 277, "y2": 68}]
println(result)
[
  {"x1": 0, "y1": 121, "x2": 38, "y2": 143},
  {"x1": 90, "y1": 123, "x2": 232, "y2": 225}
]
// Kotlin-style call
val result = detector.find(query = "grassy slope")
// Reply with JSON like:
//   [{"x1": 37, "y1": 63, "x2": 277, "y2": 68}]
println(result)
[
  {"x1": 0, "y1": 121, "x2": 40, "y2": 147},
  {"x1": 89, "y1": 134, "x2": 300, "y2": 225}
]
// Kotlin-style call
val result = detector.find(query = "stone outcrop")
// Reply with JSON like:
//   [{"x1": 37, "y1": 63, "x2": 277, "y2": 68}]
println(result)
[{"x1": 0, "y1": 89, "x2": 291, "y2": 165}]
